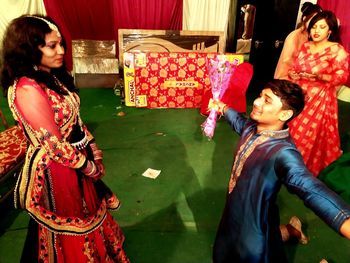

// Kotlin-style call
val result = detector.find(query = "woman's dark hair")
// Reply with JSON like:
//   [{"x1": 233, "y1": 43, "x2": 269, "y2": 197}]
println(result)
[
  {"x1": 265, "y1": 79, "x2": 305, "y2": 123},
  {"x1": 1, "y1": 14, "x2": 77, "y2": 96},
  {"x1": 301, "y1": 2, "x2": 322, "y2": 19},
  {"x1": 307, "y1": 10, "x2": 341, "y2": 43},
  {"x1": 298, "y1": 2, "x2": 322, "y2": 29}
]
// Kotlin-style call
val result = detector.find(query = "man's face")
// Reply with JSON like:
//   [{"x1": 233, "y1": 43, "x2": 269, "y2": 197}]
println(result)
[{"x1": 250, "y1": 88, "x2": 288, "y2": 129}]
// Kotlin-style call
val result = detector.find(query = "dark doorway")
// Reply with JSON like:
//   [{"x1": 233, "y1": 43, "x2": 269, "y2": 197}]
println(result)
[{"x1": 238, "y1": 0, "x2": 301, "y2": 95}]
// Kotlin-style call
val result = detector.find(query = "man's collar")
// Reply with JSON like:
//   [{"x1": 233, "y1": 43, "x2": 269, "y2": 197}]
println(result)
[{"x1": 259, "y1": 128, "x2": 289, "y2": 139}]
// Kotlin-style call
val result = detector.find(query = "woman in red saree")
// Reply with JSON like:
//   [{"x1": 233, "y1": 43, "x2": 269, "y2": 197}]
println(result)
[
  {"x1": 288, "y1": 10, "x2": 349, "y2": 176},
  {"x1": 274, "y1": 2, "x2": 322, "y2": 79},
  {"x1": 1, "y1": 15, "x2": 130, "y2": 262}
]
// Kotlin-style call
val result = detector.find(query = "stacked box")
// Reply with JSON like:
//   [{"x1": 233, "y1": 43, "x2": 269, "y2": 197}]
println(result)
[
  {"x1": 72, "y1": 40, "x2": 119, "y2": 88},
  {"x1": 118, "y1": 29, "x2": 226, "y2": 67},
  {"x1": 123, "y1": 52, "x2": 244, "y2": 108}
]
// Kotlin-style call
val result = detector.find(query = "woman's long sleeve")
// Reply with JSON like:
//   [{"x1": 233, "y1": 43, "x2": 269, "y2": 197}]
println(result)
[{"x1": 13, "y1": 80, "x2": 86, "y2": 169}]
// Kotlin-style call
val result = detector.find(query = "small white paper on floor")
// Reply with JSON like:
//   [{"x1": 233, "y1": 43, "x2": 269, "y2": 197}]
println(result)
[{"x1": 142, "y1": 168, "x2": 161, "y2": 179}]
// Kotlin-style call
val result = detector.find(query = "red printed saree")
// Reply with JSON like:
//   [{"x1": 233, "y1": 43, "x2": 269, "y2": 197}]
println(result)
[{"x1": 288, "y1": 42, "x2": 349, "y2": 176}]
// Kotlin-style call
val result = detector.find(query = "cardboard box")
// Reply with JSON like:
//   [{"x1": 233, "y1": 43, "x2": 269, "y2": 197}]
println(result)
[
  {"x1": 118, "y1": 29, "x2": 225, "y2": 67},
  {"x1": 123, "y1": 52, "x2": 244, "y2": 108},
  {"x1": 72, "y1": 40, "x2": 119, "y2": 88}
]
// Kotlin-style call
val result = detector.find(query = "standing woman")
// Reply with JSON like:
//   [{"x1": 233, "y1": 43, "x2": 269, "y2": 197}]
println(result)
[
  {"x1": 1, "y1": 15, "x2": 130, "y2": 262},
  {"x1": 288, "y1": 10, "x2": 349, "y2": 176},
  {"x1": 274, "y1": 2, "x2": 322, "y2": 79}
]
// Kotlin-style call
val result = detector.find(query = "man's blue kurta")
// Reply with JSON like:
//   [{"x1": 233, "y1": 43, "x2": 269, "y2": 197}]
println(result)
[{"x1": 213, "y1": 108, "x2": 350, "y2": 263}]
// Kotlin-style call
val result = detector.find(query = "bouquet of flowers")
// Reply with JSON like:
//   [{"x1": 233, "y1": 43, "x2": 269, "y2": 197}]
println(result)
[{"x1": 201, "y1": 56, "x2": 236, "y2": 139}]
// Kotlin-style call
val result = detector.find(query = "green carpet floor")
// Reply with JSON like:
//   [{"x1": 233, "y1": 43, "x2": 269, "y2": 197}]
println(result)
[{"x1": 1, "y1": 88, "x2": 350, "y2": 263}]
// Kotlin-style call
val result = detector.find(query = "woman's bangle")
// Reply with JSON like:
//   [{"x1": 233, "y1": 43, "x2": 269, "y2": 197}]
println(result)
[
  {"x1": 82, "y1": 160, "x2": 97, "y2": 177},
  {"x1": 92, "y1": 149, "x2": 103, "y2": 160}
]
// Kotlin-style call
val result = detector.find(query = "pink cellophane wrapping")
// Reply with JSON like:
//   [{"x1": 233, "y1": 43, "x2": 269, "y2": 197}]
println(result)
[{"x1": 201, "y1": 57, "x2": 237, "y2": 139}]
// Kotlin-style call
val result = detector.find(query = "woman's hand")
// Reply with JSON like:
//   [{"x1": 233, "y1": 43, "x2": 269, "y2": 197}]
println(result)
[
  {"x1": 299, "y1": 72, "x2": 317, "y2": 80},
  {"x1": 289, "y1": 70, "x2": 318, "y2": 81},
  {"x1": 288, "y1": 70, "x2": 301, "y2": 80}
]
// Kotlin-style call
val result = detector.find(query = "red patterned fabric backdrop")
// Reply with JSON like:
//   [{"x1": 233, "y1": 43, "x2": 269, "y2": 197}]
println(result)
[
  {"x1": 0, "y1": 126, "x2": 26, "y2": 176},
  {"x1": 112, "y1": 0, "x2": 183, "y2": 31}
]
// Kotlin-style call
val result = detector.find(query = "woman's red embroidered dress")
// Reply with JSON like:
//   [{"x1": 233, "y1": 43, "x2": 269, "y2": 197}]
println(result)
[{"x1": 8, "y1": 77, "x2": 129, "y2": 263}]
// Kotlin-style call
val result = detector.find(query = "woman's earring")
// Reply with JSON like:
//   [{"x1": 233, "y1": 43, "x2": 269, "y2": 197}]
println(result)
[
  {"x1": 33, "y1": 65, "x2": 38, "y2": 71},
  {"x1": 327, "y1": 32, "x2": 331, "y2": 39}
]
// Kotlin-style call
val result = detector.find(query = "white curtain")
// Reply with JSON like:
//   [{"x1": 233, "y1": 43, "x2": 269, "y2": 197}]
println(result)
[
  {"x1": 0, "y1": 0, "x2": 234, "y2": 54},
  {"x1": 182, "y1": 0, "x2": 232, "y2": 31},
  {"x1": 0, "y1": 0, "x2": 46, "y2": 46}
]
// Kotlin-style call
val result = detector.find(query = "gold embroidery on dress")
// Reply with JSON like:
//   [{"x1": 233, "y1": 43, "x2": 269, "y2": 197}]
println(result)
[
  {"x1": 38, "y1": 226, "x2": 55, "y2": 263},
  {"x1": 8, "y1": 79, "x2": 106, "y2": 235}
]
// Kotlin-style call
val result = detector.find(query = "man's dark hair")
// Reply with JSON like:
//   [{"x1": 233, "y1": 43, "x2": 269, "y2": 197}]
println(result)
[{"x1": 265, "y1": 79, "x2": 305, "y2": 123}]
